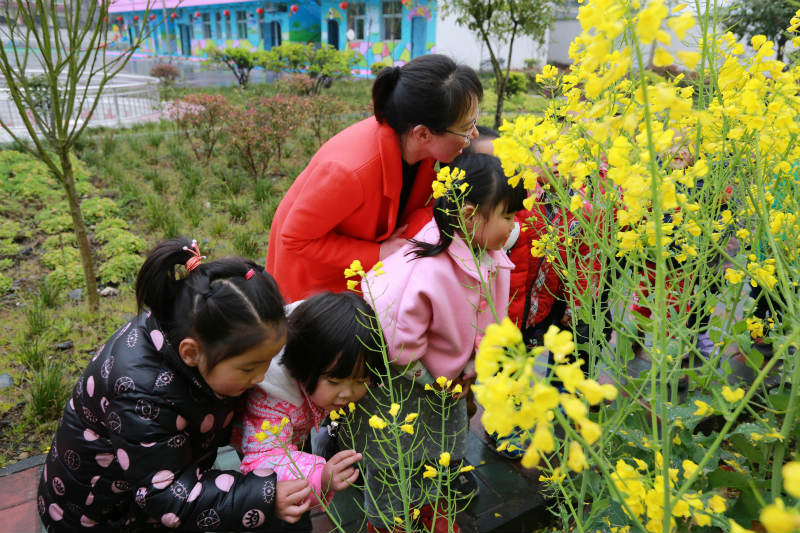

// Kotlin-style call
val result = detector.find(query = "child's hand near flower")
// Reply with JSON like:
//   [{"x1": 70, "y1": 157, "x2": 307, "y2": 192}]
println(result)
[{"x1": 321, "y1": 449, "x2": 363, "y2": 496}]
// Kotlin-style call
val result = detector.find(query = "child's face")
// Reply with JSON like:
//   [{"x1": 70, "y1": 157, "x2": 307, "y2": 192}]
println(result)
[
  {"x1": 199, "y1": 334, "x2": 286, "y2": 398},
  {"x1": 467, "y1": 203, "x2": 516, "y2": 251},
  {"x1": 309, "y1": 369, "x2": 370, "y2": 413}
]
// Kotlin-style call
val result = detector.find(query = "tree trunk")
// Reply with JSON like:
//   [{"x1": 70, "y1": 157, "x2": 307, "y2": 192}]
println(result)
[
  {"x1": 60, "y1": 151, "x2": 99, "y2": 311},
  {"x1": 493, "y1": 76, "x2": 506, "y2": 130}
]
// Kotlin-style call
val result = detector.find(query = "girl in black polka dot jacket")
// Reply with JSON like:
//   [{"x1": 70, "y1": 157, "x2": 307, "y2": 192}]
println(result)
[{"x1": 38, "y1": 238, "x2": 312, "y2": 532}]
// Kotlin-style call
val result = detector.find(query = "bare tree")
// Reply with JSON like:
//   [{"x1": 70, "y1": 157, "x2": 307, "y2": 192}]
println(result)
[{"x1": 0, "y1": 0, "x2": 154, "y2": 310}]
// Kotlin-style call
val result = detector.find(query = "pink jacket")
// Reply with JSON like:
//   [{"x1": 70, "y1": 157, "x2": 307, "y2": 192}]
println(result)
[
  {"x1": 239, "y1": 357, "x2": 330, "y2": 506},
  {"x1": 362, "y1": 218, "x2": 514, "y2": 381}
]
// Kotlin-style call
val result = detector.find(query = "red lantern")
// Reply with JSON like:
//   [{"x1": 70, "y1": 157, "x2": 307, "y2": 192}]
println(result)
[
  {"x1": 194, "y1": 11, "x2": 201, "y2": 17},
  {"x1": 339, "y1": 1, "x2": 348, "y2": 9},
  {"x1": 290, "y1": 4, "x2": 298, "y2": 13},
  {"x1": 103, "y1": 16, "x2": 107, "y2": 22},
  {"x1": 170, "y1": 12, "x2": 177, "y2": 19},
  {"x1": 149, "y1": 14, "x2": 156, "y2": 20},
  {"x1": 133, "y1": 14, "x2": 139, "y2": 21},
  {"x1": 224, "y1": 9, "x2": 230, "y2": 17},
  {"x1": 117, "y1": 15, "x2": 123, "y2": 22},
  {"x1": 256, "y1": 7, "x2": 264, "y2": 15}
]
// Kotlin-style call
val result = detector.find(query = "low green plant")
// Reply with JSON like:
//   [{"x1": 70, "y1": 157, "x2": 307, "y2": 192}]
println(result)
[
  {"x1": 97, "y1": 253, "x2": 143, "y2": 285},
  {"x1": 0, "y1": 272, "x2": 12, "y2": 294},
  {"x1": 253, "y1": 178, "x2": 273, "y2": 203},
  {"x1": 505, "y1": 71, "x2": 528, "y2": 96},
  {"x1": 231, "y1": 226, "x2": 261, "y2": 260},
  {"x1": 16, "y1": 336, "x2": 47, "y2": 372},
  {"x1": 27, "y1": 361, "x2": 71, "y2": 420},
  {"x1": 227, "y1": 196, "x2": 249, "y2": 223},
  {"x1": 38, "y1": 279, "x2": 62, "y2": 309},
  {"x1": 36, "y1": 210, "x2": 73, "y2": 235},
  {"x1": 41, "y1": 246, "x2": 81, "y2": 271},
  {"x1": 81, "y1": 197, "x2": 120, "y2": 224},
  {"x1": 144, "y1": 194, "x2": 180, "y2": 237}
]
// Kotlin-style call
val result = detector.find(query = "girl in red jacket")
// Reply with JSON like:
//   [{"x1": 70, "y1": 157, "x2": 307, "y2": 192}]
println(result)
[{"x1": 267, "y1": 54, "x2": 483, "y2": 302}]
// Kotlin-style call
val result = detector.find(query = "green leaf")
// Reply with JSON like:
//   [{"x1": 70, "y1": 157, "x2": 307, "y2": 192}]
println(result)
[
  {"x1": 744, "y1": 348, "x2": 763, "y2": 371},
  {"x1": 707, "y1": 468, "x2": 753, "y2": 490}
]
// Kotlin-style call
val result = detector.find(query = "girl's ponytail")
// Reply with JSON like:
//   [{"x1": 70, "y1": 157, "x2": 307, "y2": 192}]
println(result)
[
  {"x1": 135, "y1": 237, "x2": 196, "y2": 325},
  {"x1": 410, "y1": 196, "x2": 456, "y2": 258}
]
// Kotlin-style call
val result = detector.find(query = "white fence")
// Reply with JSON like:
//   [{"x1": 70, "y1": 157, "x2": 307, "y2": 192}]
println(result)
[{"x1": 0, "y1": 72, "x2": 161, "y2": 141}]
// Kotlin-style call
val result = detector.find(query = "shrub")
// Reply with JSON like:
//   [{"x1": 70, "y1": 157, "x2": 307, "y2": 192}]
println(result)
[
  {"x1": 36, "y1": 211, "x2": 73, "y2": 234},
  {"x1": 227, "y1": 196, "x2": 249, "y2": 223},
  {"x1": 260, "y1": 43, "x2": 359, "y2": 94},
  {"x1": 505, "y1": 71, "x2": 528, "y2": 97},
  {"x1": 370, "y1": 60, "x2": 391, "y2": 76},
  {"x1": 305, "y1": 94, "x2": 349, "y2": 147},
  {"x1": 275, "y1": 73, "x2": 314, "y2": 96},
  {"x1": 41, "y1": 245, "x2": 81, "y2": 270},
  {"x1": 150, "y1": 63, "x2": 179, "y2": 84},
  {"x1": 203, "y1": 43, "x2": 262, "y2": 88},
  {"x1": 17, "y1": 337, "x2": 46, "y2": 372},
  {"x1": 165, "y1": 93, "x2": 230, "y2": 162},
  {"x1": 144, "y1": 194, "x2": 180, "y2": 237}
]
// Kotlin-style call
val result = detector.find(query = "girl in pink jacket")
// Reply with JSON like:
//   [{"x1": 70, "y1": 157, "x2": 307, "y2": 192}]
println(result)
[
  {"x1": 358, "y1": 152, "x2": 525, "y2": 532},
  {"x1": 239, "y1": 292, "x2": 384, "y2": 532}
]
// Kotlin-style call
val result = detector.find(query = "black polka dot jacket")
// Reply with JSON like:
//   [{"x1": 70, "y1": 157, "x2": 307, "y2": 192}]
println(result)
[{"x1": 37, "y1": 312, "x2": 278, "y2": 531}]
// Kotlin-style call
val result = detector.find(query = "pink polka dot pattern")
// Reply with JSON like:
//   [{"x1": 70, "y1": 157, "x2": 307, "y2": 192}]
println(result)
[
  {"x1": 95, "y1": 453, "x2": 114, "y2": 468},
  {"x1": 141, "y1": 442, "x2": 156, "y2": 447},
  {"x1": 200, "y1": 414, "x2": 214, "y2": 433},
  {"x1": 161, "y1": 513, "x2": 181, "y2": 528},
  {"x1": 150, "y1": 330, "x2": 164, "y2": 351},
  {"x1": 214, "y1": 473, "x2": 234, "y2": 492},
  {"x1": 90, "y1": 475, "x2": 100, "y2": 487},
  {"x1": 48, "y1": 503, "x2": 64, "y2": 521},
  {"x1": 87, "y1": 376, "x2": 95, "y2": 397},
  {"x1": 83, "y1": 429, "x2": 99, "y2": 441},
  {"x1": 85, "y1": 492, "x2": 94, "y2": 506},
  {"x1": 116, "y1": 449, "x2": 130, "y2": 470},
  {"x1": 80, "y1": 515, "x2": 98, "y2": 527},
  {"x1": 152, "y1": 470, "x2": 175, "y2": 490},
  {"x1": 223, "y1": 411, "x2": 234, "y2": 427},
  {"x1": 188, "y1": 482, "x2": 203, "y2": 502},
  {"x1": 176, "y1": 415, "x2": 187, "y2": 431}
]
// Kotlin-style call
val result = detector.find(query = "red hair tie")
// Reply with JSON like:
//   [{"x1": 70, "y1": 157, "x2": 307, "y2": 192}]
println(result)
[
  {"x1": 245, "y1": 268, "x2": 255, "y2": 280},
  {"x1": 182, "y1": 239, "x2": 206, "y2": 272}
]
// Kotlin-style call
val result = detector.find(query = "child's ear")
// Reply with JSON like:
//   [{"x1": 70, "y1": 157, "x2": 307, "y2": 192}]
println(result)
[
  {"x1": 460, "y1": 204, "x2": 477, "y2": 232},
  {"x1": 178, "y1": 338, "x2": 203, "y2": 367}
]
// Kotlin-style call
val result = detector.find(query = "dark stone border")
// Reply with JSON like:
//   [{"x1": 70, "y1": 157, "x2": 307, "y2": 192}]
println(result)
[{"x1": 0, "y1": 454, "x2": 47, "y2": 477}]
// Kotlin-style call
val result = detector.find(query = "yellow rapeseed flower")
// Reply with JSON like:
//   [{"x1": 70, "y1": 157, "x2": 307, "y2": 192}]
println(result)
[
  {"x1": 782, "y1": 461, "x2": 800, "y2": 498},
  {"x1": 682, "y1": 459, "x2": 698, "y2": 479},
  {"x1": 543, "y1": 325, "x2": 575, "y2": 363},
  {"x1": 760, "y1": 498, "x2": 800, "y2": 533},
  {"x1": 693, "y1": 400, "x2": 714, "y2": 416},
  {"x1": 439, "y1": 452, "x2": 451, "y2": 467},
  {"x1": 721, "y1": 386, "x2": 745, "y2": 403},
  {"x1": 422, "y1": 464, "x2": 437, "y2": 479},
  {"x1": 400, "y1": 424, "x2": 414, "y2": 435},
  {"x1": 369, "y1": 415, "x2": 387, "y2": 430},
  {"x1": 568, "y1": 441, "x2": 587, "y2": 473},
  {"x1": 388, "y1": 403, "x2": 400, "y2": 417},
  {"x1": 404, "y1": 412, "x2": 418, "y2": 423}
]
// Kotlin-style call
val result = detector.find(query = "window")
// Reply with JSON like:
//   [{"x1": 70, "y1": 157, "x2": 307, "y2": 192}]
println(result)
[
  {"x1": 347, "y1": 3, "x2": 365, "y2": 40},
  {"x1": 215, "y1": 12, "x2": 222, "y2": 37},
  {"x1": 201, "y1": 13, "x2": 212, "y2": 39},
  {"x1": 224, "y1": 11, "x2": 232, "y2": 38},
  {"x1": 236, "y1": 11, "x2": 247, "y2": 39},
  {"x1": 382, "y1": 1, "x2": 401, "y2": 41}
]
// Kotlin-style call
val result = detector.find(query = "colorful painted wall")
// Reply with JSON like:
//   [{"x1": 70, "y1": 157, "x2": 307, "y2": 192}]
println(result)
[
  {"x1": 108, "y1": 1, "x2": 320, "y2": 58},
  {"x1": 319, "y1": 0, "x2": 436, "y2": 75}
]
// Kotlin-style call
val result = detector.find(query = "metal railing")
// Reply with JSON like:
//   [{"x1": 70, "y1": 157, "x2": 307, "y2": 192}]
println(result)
[{"x1": 0, "y1": 71, "x2": 161, "y2": 137}]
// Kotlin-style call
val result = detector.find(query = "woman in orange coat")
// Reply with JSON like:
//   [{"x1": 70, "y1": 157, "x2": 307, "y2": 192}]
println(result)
[{"x1": 266, "y1": 54, "x2": 483, "y2": 302}]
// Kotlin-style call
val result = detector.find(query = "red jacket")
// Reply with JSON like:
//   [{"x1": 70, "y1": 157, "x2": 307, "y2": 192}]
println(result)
[{"x1": 266, "y1": 118, "x2": 435, "y2": 302}]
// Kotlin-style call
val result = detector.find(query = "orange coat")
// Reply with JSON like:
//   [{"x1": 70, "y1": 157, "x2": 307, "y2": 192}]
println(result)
[{"x1": 266, "y1": 117, "x2": 435, "y2": 302}]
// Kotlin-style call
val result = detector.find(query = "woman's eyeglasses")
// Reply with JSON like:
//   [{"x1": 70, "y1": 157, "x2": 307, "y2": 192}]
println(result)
[{"x1": 445, "y1": 117, "x2": 478, "y2": 143}]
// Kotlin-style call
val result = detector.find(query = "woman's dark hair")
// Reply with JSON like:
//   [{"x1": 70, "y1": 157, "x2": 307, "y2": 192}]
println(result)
[
  {"x1": 412, "y1": 152, "x2": 525, "y2": 257},
  {"x1": 373, "y1": 54, "x2": 483, "y2": 135},
  {"x1": 280, "y1": 292, "x2": 384, "y2": 393},
  {"x1": 136, "y1": 238, "x2": 286, "y2": 369},
  {"x1": 463, "y1": 126, "x2": 500, "y2": 155}
]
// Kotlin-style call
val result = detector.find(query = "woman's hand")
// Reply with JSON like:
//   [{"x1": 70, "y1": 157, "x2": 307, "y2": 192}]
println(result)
[
  {"x1": 274, "y1": 479, "x2": 312, "y2": 523},
  {"x1": 379, "y1": 225, "x2": 408, "y2": 260},
  {"x1": 321, "y1": 449, "x2": 362, "y2": 495}
]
